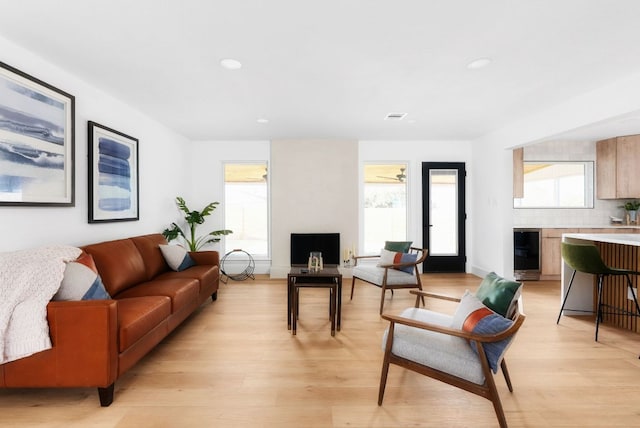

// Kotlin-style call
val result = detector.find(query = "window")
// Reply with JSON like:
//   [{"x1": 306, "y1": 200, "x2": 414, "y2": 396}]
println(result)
[
  {"x1": 224, "y1": 163, "x2": 269, "y2": 257},
  {"x1": 363, "y1": 163, "x2": 408, "y2": 254},
  {"x1": 514, "y1": 161, "x2": 594, "y2": 208}
]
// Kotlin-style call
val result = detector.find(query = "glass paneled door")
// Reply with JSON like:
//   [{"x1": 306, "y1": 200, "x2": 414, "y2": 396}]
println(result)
[{"x1": 422, "y1": 162, "x2": 466, "y2": 272}]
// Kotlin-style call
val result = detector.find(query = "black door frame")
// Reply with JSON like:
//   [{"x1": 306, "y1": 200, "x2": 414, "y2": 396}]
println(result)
[{"x1": 422, "y1": 162, "x2": 466, "y2": 273}]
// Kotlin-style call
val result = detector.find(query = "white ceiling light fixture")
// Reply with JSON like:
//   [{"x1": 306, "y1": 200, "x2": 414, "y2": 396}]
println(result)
[
  {"x1": 220, "y1": 58, "x2": 242, "y2": 70},
  {"x1": 257, "y1": 117, "x2": 269, "y2": 124},
  {"x1": 466, "y1": 57, "x2": 492, "y2": 70}
]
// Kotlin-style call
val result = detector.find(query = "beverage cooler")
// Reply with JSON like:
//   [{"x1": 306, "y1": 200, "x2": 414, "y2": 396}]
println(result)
[{"x1": 513, "y1": 228, "x2": 541, "y2": 281}]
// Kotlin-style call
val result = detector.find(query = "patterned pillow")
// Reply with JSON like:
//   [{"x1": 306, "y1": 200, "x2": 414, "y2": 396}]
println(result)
[
  {"x1": 377, "y1": 248, "x2": 418, "y2": 273},
  {"x1": 451, "y1": 290, "x2": 515, "y2": 373},
  {"x1": 159, "y1": 244, "x2": 196, "y2": 271},
  {"x1": 54, "y1": 252, "x2": 111, "y2": 301}
]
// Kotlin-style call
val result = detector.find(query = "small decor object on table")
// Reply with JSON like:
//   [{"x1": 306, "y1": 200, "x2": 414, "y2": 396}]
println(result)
[
  {"x1": 308, "y1": 251, "x2": 323, "y2": 271},
  {"x1": 88, "y1": 121, "x2": 139, "y2": 222},
  {"x1": 0, "y1": 61, "x2": 75, "y2": 206}
]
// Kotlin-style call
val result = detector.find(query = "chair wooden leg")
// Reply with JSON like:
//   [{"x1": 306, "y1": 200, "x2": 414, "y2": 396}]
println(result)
[
  {"x1": 500, "y1": 359, "x2": 513, "y2": 392},
  {"x1": 379, "y1": 286, "x2": 387, "y2": 314},
  {"x1": 484, "y1": 365, "x2": 508, "y2": 428},
  {"x1": 378, "y1": 324, "x2": 395, "y2": 405},
  {"x1": 350, "y1": 276, "x2": 356, "y2": 300}
]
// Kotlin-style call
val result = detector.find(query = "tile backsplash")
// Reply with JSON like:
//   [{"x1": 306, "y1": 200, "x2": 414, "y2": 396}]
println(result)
[{"x1": 513, "y1": 199, "x2": 624, "y2": 227}]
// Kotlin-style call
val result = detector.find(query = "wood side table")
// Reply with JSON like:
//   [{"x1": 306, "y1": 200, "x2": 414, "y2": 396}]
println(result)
[{"x1": 287, "y1": 266, "x2": 343, "y2": 335}]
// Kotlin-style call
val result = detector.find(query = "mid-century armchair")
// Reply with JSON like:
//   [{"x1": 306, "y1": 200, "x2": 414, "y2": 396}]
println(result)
[
  {"x1": 378, "y1": 273, "x2": 525, "y2": 428},
  {"x1": 350, "y1": 246, "x2": 428, "y2": 314}
]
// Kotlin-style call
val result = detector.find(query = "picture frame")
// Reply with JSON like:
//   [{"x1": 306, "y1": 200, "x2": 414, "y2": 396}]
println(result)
[
  {"x1": 0, "y1": 61, "x2": 75, "y2": 206},
  {"x1": 88, "y1": 121, "x2": 139, "y2": 223}
]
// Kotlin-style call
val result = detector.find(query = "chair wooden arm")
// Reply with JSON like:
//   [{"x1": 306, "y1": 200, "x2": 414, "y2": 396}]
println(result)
[
  {"x1": 381, "y1": 312, "x2": 526, "y2": 344},
  {"x1": 352, "y1": 254, "x2": 379, "y2": 267},
  {"x1": 410, "y1": 289, "x2": 461, "y2": 303}
]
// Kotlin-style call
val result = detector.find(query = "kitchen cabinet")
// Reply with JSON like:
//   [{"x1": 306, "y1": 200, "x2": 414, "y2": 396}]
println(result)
[
  {"x1": 513, "y1": 148, "x2": 524, "y2": 198},
  {"x1": 539, "y1": 227, "x2": 637, "y2": 280},
  {"x1": 596, "y1": 135, "x2": 640, "y2": 199},
  {"x1": 540, "y1": 228, "x2": 578, "y2": 279}
]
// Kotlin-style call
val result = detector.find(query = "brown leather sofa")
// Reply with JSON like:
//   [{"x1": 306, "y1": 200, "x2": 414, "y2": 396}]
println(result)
[{"x1": 0, "y1": 233, "x2": 219, "y2": 406}]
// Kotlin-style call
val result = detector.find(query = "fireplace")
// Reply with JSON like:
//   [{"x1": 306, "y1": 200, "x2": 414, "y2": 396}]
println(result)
[{"x1": 290, "y1": 233, "x2": 340, "y2": 266}]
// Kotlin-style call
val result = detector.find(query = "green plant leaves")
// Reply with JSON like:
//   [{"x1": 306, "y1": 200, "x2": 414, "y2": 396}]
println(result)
[{"x1": 161, "y1": 197, "x2": 232, "y2": 251}]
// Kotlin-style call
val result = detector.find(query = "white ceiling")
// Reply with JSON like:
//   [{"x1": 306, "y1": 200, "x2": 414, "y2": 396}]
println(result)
[{"x1": 2, "y1": 0, "x2": 640, "y2": 142}]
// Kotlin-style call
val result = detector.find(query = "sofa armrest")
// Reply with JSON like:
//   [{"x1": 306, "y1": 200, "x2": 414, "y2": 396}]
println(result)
[
  {"x1": 189, "y1": 250, "x2": 219, "y2": 266},
  {"x1": 1, "y1": 300, "x2": 118, "y2": 388}
]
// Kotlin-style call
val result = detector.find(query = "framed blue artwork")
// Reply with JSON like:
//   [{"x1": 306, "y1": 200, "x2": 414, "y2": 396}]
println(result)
[
  {"x1": 0, "y1": 61, "x2": 75, "y2": 206},
  {"x1": 88, "y1": 121, "x2": 139, "y2": 223}
]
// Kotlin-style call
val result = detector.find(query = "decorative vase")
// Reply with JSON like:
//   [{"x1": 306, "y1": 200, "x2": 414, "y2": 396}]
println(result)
[{"x1": 629, "y1": 210, "x2": 637, "y2": 224}]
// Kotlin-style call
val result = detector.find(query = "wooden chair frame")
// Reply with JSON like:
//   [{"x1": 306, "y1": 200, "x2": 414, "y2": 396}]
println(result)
[
  {"x1": 350, "y1": 247, "x2": 428, "y2": 314},
  {"x1": 378, "y1": 289, "x2": 526, "y2": 428}
]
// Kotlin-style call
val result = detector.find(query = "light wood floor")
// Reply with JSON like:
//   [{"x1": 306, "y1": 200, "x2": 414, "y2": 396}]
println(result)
[{"x1": 2, "y1": 273, "x2": 640, "y2": 427}]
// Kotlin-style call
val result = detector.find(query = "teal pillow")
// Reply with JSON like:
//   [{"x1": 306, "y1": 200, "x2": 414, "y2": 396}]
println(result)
[
  {"x1": 384, "y1": 241, "x2": 413, "y2": 253},
  {"x1": 475, "y1": 272, "x2": 522, "y2": 317}
]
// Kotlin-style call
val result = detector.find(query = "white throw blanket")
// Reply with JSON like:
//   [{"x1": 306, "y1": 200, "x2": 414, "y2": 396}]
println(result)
[{"x1": 0, "y1": 245, "x2": 81, "y2": 364}]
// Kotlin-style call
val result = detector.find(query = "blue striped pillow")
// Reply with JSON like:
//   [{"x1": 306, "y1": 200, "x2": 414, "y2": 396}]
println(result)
[
  {"x1": 54, "y1": 252, "x2": 111, "y2": 301},
  {"x1": 159, "y1": 244, "x2": 196, "y2": 271}
]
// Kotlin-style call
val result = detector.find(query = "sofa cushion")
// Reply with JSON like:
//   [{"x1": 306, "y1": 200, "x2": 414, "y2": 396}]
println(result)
[
  {"x1": 54, "y1": 252, "x2": 111, "y2": 301},
  {"x1": 383, "y1": 307, "x2": 484, "y2": 385},
  {"x1": 353, "y1": 264, "x2": 418, "y2": 286},
  {"x1": 159, "y1": 245, "x2": 196, "y2": 272},
  {"x1": 114, "y1": 278, "x2": 199, "y2": 313},
  {"x1": 83, "y1": 239, "x2": 147, "y2": 296},
  {"x1": 130, "y1": 234, "x2": 171, "y2": 279},
  {"x1": 117, "y1": 296, "x2": 171, "y2": 353},
  {"x1": 475, "y1": 272, "x2": 522, "y2": 317},
  {"x1": 156, "y1": 265, "x2": 219, "y2": 294}
]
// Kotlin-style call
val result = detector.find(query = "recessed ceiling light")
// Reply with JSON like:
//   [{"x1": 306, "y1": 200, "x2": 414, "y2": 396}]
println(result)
[
  {"x1": 384, "y1": 112, "x2": 407, "y2": 121},
  {"x1": 257, "y1": 118, "x2": 269, "y2": 124},
  {"x1": 220, "y1": 58, "x2": 242, "y2": 70},
  {"x1": 466, "y1": 57, "x2": 492, "y2": 70}
]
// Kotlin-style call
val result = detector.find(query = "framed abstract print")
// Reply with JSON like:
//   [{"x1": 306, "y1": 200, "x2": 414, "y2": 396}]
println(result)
[
  {"x1": 88, "y1": 121, "x2": 139, "y2": 223},
  {"x1": 0, "y1": 61, "x2": 75, "y2": 206}
]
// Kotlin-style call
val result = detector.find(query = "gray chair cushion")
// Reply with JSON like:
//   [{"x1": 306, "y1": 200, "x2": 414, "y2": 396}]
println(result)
[
  {"x1": 382, "y1": 307, "x2": 484, "y2": 385},
  {"x1": 353, "y1": 265, "x2": 418, "y2": 286}
]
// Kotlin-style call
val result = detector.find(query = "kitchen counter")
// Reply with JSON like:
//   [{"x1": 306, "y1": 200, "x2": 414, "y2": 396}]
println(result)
[{"x1": 563, "y1": 233, "x2": 640, "y2": 246}]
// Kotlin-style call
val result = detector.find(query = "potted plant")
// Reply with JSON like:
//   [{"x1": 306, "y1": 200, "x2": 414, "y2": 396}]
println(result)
[
  {"x1": 619, "y1": 200, "x2": 640, "y2": 224},
  {"x1": 162, "y1": 196, "x2": 232, "y2": 251}
]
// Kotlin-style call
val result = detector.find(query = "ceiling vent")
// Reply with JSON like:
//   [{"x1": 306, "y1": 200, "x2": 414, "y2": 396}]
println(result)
[{"x1": 384, "y1": 112, "x2": 407, "y2": 121}]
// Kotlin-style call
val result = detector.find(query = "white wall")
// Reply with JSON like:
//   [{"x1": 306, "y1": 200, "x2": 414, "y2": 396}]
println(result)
[{"x1": 0, "y1": 35, "x2": 190, "y2": 251}]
